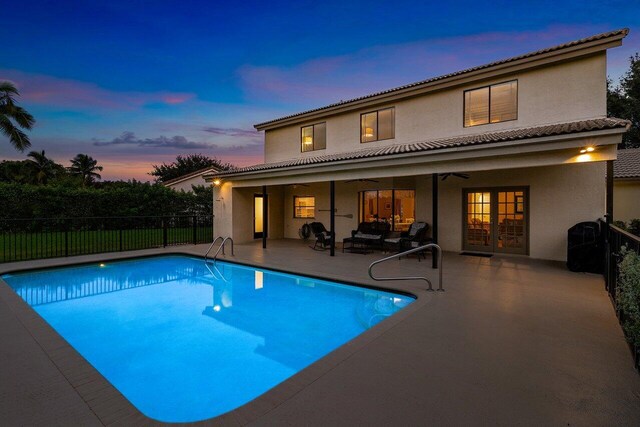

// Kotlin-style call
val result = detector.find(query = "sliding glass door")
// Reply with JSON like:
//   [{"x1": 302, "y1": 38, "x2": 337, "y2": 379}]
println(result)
[
  {"x1": 358, "y1": 190, "x2": 416, "y2": 232},
  {"x1": 463, "y1": 187, "x2": 528, "y2": 254}
]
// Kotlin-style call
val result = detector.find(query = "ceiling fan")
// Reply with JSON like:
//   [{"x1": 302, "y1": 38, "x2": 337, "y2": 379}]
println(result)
[
  {"x1": 440, "y1": 173, "x2": 470, "y2": 181},
  {"x1": 286, "y1": 183, "x2": 310, "y2": 188},
  {"x1": 344, "y1": 178, "x2": 379, "y2": 184}
]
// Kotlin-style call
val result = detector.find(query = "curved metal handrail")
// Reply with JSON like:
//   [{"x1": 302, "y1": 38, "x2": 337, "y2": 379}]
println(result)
[
  {"x1": 368, "y1": 243, "x2": 443, "y2": 291},
  {"x1": 208, "y1": 237, "x2": 234, "y2": 264},
  {"x1": 204, "y1": 236, "x2": 224, "y2": 262}
]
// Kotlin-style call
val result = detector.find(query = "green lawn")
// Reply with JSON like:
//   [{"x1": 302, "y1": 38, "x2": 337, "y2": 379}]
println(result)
[{"x1": 0, "y1": 227, "x2": 213, "y2": 263}]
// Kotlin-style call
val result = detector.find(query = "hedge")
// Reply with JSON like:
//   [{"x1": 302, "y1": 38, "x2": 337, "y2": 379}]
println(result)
[
  {"x1": 0, "y1": 182, "x2": 212, "y2": 219},
  {"x1": 617, "y1": 247, "x2": 640, "y2": 347}
]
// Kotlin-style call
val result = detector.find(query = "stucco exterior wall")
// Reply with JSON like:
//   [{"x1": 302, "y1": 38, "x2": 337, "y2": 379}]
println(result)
[
  {"x1": 264, "y1": 54, "x2": 607, "y2": 164},
  {"x1": 214, "y1": 182, "x2": 234, "y2": 240},
  {"x1": 216, "y1": 162, "x2": 606, "y2": 261},
  {"x1": 614, "y1": 180, "x2": 640, "y2": 223},
  {"x1": 435, "y1": 162, "x2": 605, "y2": 261},
  {"x1": 214, "y1": 184, "x2": 286, "y2": 243}
]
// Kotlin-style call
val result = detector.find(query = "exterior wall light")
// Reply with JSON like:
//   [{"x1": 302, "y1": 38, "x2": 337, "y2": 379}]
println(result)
[
  {"x1": 580, "y1": 146, "x2": 596, "y2": 154},
  {"x1": 213, "y1": 179, "x2": 222, "y2": 186}
]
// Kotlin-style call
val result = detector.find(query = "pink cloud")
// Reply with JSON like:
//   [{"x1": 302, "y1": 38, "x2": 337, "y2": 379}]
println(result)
[
  {"x1": 0, "y1": 69, "x2": 196, "y2": 110},
  {"x1": 238, "y1": 24, "x2": 608, "y2": 106}
]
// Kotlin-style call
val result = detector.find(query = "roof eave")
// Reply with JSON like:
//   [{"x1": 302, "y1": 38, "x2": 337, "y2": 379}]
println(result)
[
  {"x1": 207, "y1": 126, "x2": 627, "y2": 182},
  {"x1": 163, "y1": 167, "x2": 218, "y2": 186}
]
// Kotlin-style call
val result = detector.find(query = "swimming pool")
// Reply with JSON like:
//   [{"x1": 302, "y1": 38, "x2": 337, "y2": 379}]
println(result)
[{"x1": 2, "y1": 255, "x2": 414, "y2": 422}]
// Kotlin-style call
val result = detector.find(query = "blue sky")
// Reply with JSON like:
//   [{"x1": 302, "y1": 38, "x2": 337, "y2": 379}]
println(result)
[{"x1": 1, "y1": 0, "x2": 639, "y2": 180}]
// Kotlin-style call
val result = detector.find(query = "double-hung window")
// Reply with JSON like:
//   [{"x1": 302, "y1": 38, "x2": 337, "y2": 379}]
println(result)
[
  {"x1": 294, "y1": 196, "x2": 315, "y2": 218},
  {"x1": 361, "y1": 107, "x2": 395, "y2": 143},
  {"x1": 464, "y1": 81, "x2": 517, "y2": 127},
  {"x1": 301, "y1": 123, "x2": 326, "y2": 152}
]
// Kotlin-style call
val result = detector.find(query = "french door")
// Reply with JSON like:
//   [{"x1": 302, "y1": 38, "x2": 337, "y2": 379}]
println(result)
[{"x1": 462, "y1": 187, "x2": 528, "y2": 255}]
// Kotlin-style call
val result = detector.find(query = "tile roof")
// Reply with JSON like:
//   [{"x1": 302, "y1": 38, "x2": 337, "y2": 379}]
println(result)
[
  {"x1": 162, "y1": 166, "x2": 220, "y2": 186},
  {"x1": 615, "y1": 148, "x2": 640, "y2": 179},
  {"x1": 214, "y1": 117, "x2": 629, "y2": 177},
  {"x1": 254, "y1": 29, "x2": 628, "y2": 129}
]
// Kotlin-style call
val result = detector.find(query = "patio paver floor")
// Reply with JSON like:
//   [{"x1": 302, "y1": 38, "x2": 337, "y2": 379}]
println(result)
[{"x1": 1, "y1": 239, "x2": 639, "y2": 425}]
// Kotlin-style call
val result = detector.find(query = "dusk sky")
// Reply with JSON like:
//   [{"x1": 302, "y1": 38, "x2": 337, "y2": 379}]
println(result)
[{"x1": 1, "y1": 0, "x2": 639, "y2": 181}]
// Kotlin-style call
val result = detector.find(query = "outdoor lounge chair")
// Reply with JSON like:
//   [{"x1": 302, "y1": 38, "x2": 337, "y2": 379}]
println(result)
[
  {"x1": 309, "y1": 222, "x2": 333, "y2": 251},
  {"x1": 350, "y1": 221, "x2": 390, "y2": 251},
  {"x1": 384, "y1": 221, "x2": 430, "y2": 255}
]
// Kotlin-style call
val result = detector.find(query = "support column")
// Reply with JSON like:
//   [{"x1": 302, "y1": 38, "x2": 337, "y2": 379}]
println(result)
[
  {"x1": 262, "y1": 185, "x2": 268, "y2": 249},
  {"x1": 432, "y1": 173, "x2": 439, "y2": 268},
  {"x1": 330, "y1": 180, "x2": 335, "y2": 256},
  {"x1": 606, "y1": 160, "x2": 614, "y2": 224},
  {"x1": 604, "y1": 160, "x2": 614, "y2": 289}
]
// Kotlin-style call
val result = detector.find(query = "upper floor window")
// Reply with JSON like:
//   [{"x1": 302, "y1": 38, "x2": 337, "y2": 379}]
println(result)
[
  {"x1": 464, "y1": 80, "x2": 517, "y2": 127},
  {"x1": 361, "y1": 107, "x2": 395, "y2": 143},
  {"x1": 301, "y1": 122, "x2": 326, "y2": 152},
  {"x1": 294, "y1": 196, "x2": 315, "y2": 218}
]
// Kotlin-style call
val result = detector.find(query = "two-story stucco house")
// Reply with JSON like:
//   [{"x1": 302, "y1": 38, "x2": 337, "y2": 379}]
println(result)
[{"x1": 207, "y1": 29, "x2": 630, "y2": 262}]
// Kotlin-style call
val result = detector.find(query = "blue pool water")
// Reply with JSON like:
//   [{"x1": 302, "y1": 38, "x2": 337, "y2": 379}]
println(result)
[{"x1": 2, "y1": 255, "x2": 414, "y2": 422}]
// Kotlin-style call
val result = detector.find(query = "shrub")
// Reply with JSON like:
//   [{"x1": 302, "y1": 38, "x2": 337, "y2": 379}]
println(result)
[
  {"x1": 614, "y1": 220, "x2": 628, "y2": 230},
  {"x1": 617, "y1": 247, "x2": 640, "y2": 346},
  {"x1": 629, "y1": 219, "x2": 640, "y2": 237}
]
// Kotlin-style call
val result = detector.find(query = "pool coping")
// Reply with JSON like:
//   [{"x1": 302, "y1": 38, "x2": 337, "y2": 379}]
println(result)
[{"x1": 0, "y1": 248, "x2": 433, "y2": 426}]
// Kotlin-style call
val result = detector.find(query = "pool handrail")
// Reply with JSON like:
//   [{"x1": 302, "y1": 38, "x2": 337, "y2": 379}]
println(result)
[
  {"x1": 206, "y1": 237, "x2": 234, "y2": 264},
  {"x1": 204, "y1": 236, "x2": 224, "y2": 262},
  {"x1": 368, "y1": 243, "x2": 443, "y2": 291}
]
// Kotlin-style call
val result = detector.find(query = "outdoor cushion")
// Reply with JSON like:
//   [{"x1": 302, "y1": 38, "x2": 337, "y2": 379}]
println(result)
[
  {"x1": 407, "y1": 222, "x2": 426, "y2": 237},
  {"x1": 354, "y1": 233, "x2": 381, "y2": 240},
  {"x1": 384, "y1": 237, "x2": 402, "y2": 244}
]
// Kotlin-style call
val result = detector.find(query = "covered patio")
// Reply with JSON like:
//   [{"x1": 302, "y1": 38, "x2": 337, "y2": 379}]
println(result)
[
  {"x1": 213, "y1": 162, "x2": 611, "y2": 262},
  {"x1": 209, "y1": 118, "x2": 626, "y2": 263},
  {"x1": 1, "y1": 241, "x2": 639, "y2": 425}
]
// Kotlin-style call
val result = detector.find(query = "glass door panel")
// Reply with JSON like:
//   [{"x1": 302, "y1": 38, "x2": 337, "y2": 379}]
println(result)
[
  {"x1": 254, "y1": 195, "x2": 263, "y2": 239},
  {"x1": 377, "y1": 190, "x2": 393, "y2": 224},
  {"x1": 393, "y1": 190, "x2": 416, "y2": 232},
  {"x1": 362, "y1": 190, "x2": 378, "y2": 222},
  {"x1": 464, "y1": 191, "x2": 492, "y2": 251},
  {"x1": 496, "y1": 190, "x2": 526, "y2": 254}
]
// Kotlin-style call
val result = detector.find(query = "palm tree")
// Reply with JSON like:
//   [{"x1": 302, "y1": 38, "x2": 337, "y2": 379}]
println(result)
[
  {"x1": 69, "y1": 154, "x2": 103, "y2": 187},
  {"x1": 0, "y1": 81, "x2": 35, "y2": 152},
  {"x1": 26, "y1": 150, "x2": 56, "y2": 184}
]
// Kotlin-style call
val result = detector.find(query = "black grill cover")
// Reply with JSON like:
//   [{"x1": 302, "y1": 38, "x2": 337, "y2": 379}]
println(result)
[{"x1": 566, "y1": 221, "x2": 603, "y2": 273}]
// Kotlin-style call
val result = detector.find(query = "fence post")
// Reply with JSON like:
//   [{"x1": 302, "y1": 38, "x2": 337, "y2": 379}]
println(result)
[
  {"x1": 603, "y1": 217, "x2": 610, "y2": 291},
  {"x1": 119, "y1": 228, "x2": 123, "y2": 252},
  {"x1": 162, "y1": 218, "x2": 168, "y2": 248},
  {"x1": 64, "y1": 219, "x2": 69, "y2": 257},
  {"x1": 192, "y1": 216, "x2": 197, "y2": 244}
]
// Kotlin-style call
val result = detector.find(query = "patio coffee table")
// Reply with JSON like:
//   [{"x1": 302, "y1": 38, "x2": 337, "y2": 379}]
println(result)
[{"x1": 342, "y1": 237, "x2": 371, "y2": 254}]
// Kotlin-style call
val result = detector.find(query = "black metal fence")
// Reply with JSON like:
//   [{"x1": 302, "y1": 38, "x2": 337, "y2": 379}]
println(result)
[
  {"x1": 603, "y1": 221, "x2": 640, "y2": 301},
  {"x1": 602, "y1": 220, "x2": 640, "y2": 369},
  {"x1": 0, "y1": 216, "x2": 213, "y2": 263}
]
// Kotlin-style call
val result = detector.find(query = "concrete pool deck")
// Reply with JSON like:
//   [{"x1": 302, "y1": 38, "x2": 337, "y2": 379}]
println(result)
[{"x1": 1, "y1": 239, "x2": 639, "y2": 425}]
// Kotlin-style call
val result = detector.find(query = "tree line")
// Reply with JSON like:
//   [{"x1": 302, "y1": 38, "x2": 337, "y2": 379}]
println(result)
[
  {"x1": 0, "y1": 151, "x2": 103, "y2": 187},
  {"x1": 608, "y1": 53, "x2": 640, "y2": 149},
  {"x1": 0, "y1": 150, "x2": 216, "y2": 219}
]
